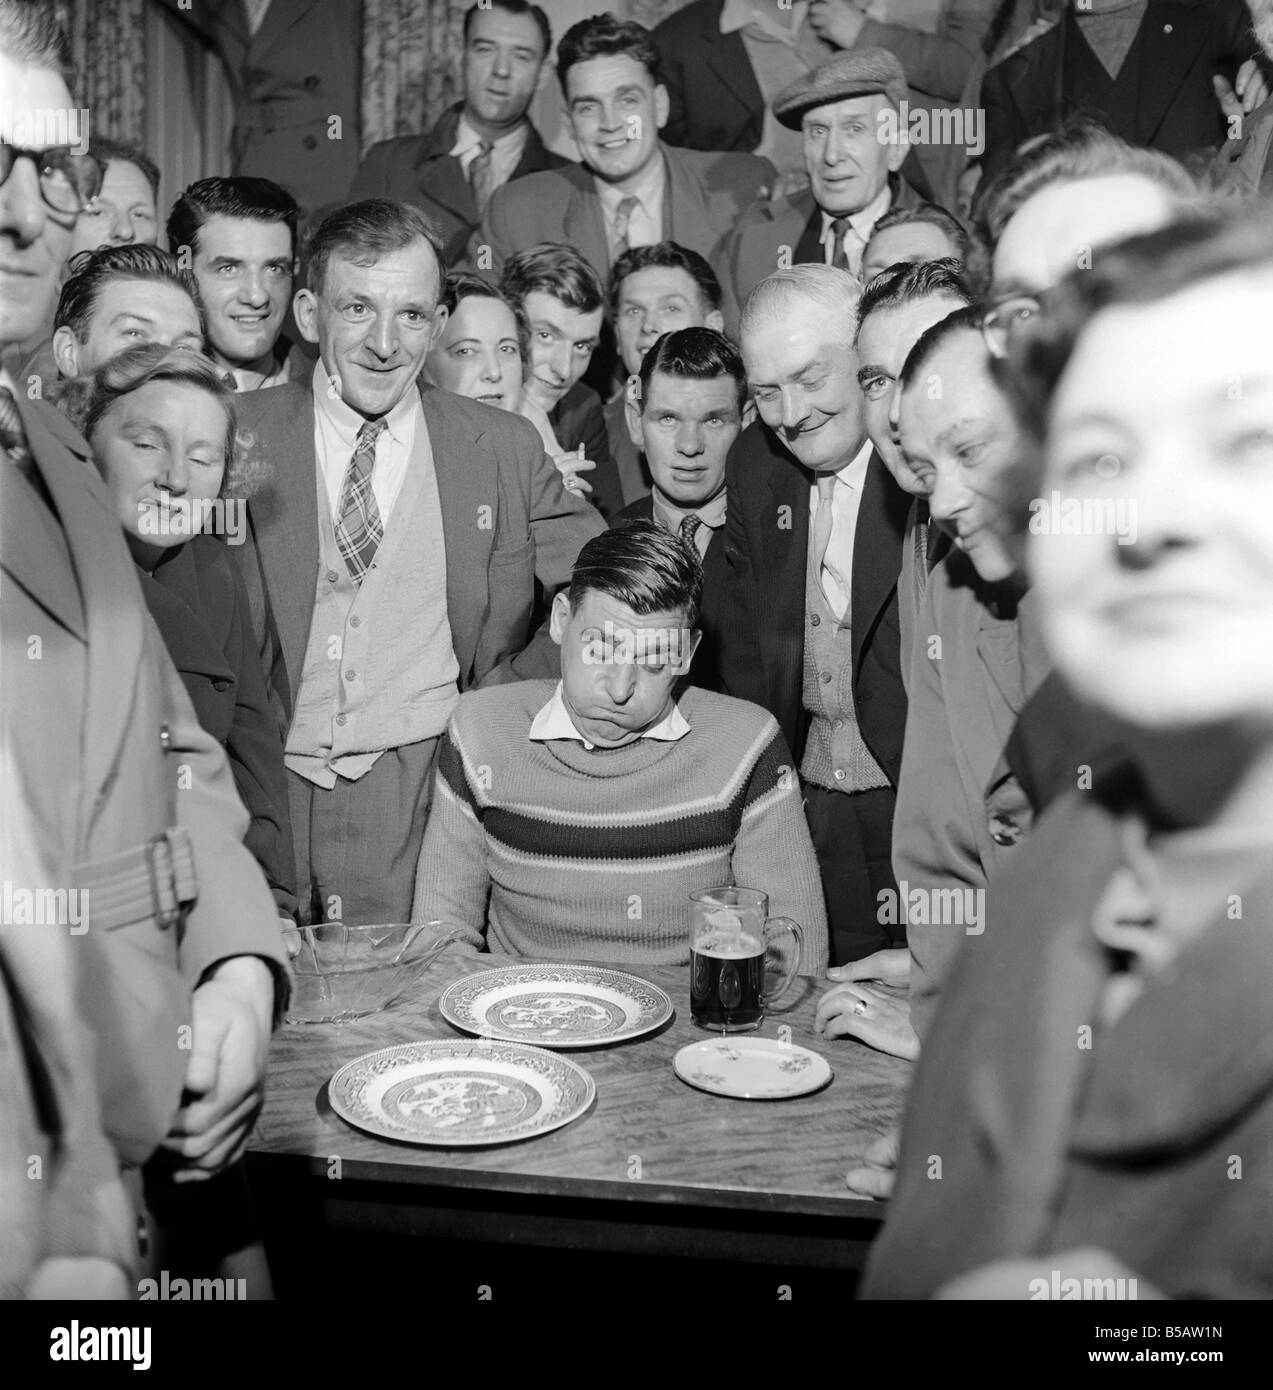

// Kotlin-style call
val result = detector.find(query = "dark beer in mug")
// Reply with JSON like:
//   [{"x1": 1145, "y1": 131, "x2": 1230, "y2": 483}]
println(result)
[{"x1": 690, "y1": 937, "x2": 765, "y2": 1031}]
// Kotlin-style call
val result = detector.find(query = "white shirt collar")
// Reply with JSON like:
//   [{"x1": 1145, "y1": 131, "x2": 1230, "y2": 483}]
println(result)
[
  {"x1": 821, "y1": 182, "x2": 894, "y2": 243},
  {"x1": 529, "y1": 680, "x2": 691, "y2": 751},
  {"x1": 450, "y1": 111, "x2": 527, "y2": 159},
  {"x1": 720, "y1": 0, "x2": 809, "y2": 38},
  {"x1": 810, "y1": 436, "x2": 873, "y2": 494},
  {"x1": 595, "y1": 150, "x2": 667, "y2": 220},
  {"x1": 651, "y1": 487, "x2": 727, "y2": 535},
  {"x1": 311, "y1": 360, "x2": 417, "y2": 452}
]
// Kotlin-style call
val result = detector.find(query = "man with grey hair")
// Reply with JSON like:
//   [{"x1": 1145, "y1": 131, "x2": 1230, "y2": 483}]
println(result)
[{"x1": 719, "y1": 263, "x2": 909, "y2": 966}]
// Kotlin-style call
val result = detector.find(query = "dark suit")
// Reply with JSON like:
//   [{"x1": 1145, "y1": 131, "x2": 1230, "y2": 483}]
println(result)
[
  {"x1": 480, "y1": 143, "x2": 775, "y2": 288},
  {"x1": 719, "y1": 421, "x2": 910, "y2": 961},
  {"x1": 865, "y1": 765, "x2": 1273, "y2": 1299},
  {"x1": 981, "y1": 0, "x2": 1265, "y2": 182},
  {"x1": 158, "y1": 0, "x2": 361, "y2": 216},
  {"x1": 1, "y1": 397, "x2": 288, "y2": 1167},
  {"x1": 611, "y1": 494, "x2": 728, "y2": 695},
  {"x1": 234, "y1": 377, "x2": 605, "y2": 717},
  {"x1": 348, "y1": 105, "x2": 569, "y2": 271}
]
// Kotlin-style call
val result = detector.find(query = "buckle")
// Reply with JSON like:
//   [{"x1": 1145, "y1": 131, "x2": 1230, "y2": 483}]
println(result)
[{"x1": 145, "y1": 832, "x2": 181, "y2": 931}]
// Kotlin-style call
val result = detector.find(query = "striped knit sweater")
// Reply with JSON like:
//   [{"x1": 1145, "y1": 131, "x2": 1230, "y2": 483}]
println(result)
[{"x1": 412, "y1": 681, "x2": 829, "y2": 973}]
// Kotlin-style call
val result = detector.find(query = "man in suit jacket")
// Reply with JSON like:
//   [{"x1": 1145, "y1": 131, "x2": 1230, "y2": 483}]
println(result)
[
  {"x1": 720, "y1": 48, "x2": 929, "y2": 327},
  {"x1": 235, "y1": 199, "x2": 603, "y2": 926},
  {"x1": 611, "y1": 327, "x2": 745, "y2": 694},
  {"x1": 348, "y1": 1, "x2": 568, "y2": 272},
  {"x1": 157, "y1": 0, "x2": 361, "y2": 218},
  {"x1": 980, "y1": 0, "x2": 1269, "y2": 184},
  {"x1": 477, "y1": 13, "x2": 774, "y2": 292},
  {"x1": 1, "y1": 1, "x2": 289, "y2": 1273},
  {"x1": 721, "y1": 265, "x2": 909, "y2": 966}
]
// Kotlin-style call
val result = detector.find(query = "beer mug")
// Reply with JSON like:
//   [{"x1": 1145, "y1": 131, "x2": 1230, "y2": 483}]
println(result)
[{"x1": 688, "y1": 887, "x2": 804, "y2": 1033}]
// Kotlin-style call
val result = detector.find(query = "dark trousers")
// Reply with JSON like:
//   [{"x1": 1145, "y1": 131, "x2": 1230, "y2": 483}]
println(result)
[{"x1": 803, "y1": 782, "x2": 901, "y2": 967}]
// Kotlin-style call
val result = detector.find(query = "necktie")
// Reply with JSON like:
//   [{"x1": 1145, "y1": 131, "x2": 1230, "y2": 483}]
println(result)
[
  {"x1": 222, "y1": 371, "x2": 239, "y2": 391},
  {"x1": 812, "y1": 474, "x2": 849, "y2": 622},
  {"x1": 679, "y1": 512, "x2": 701, "y2": 552},
  {"x1": 611, "y1": 195, "x2": 639, "y2": 261},
  {"x1": 828, "y1": 216, "x2": 864, "y2": 277},
  {"x1": 0, "y1": 384, "x2": 34, "y2": 479},
  {"x1": 334, "y1": 418, "x2": 386, "y2": 586},
  {"x1": 468, "y1": 140, "x2": 495, "y2": 216}
]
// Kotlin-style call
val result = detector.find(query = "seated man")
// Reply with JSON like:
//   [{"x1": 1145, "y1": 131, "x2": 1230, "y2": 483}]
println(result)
[
  {"x1": 613, "y1": 326, "x2": 743, "y2": 692},
  {"x1": 500, "y1": 242, "x2": 625, "y2": 518},
  {"x1": 606, "y1": 240, "x2": 725, "y2": 503},
  {"x1": 412, "y1": 521, "x2": 829, "y2": 970}
]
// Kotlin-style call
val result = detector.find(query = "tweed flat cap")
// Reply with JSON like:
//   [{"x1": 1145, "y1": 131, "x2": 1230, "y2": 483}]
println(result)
[{"x1": 772, "y1": 48, "x2": 909, "y2": 130}]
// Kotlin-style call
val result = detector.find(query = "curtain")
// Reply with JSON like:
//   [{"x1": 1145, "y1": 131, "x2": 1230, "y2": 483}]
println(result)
[
  {"x1": 361, "y1": 0, "x2": 468, "y2": 153},
  {"x1": 56, "y1": 0, "x2": 148, "y2": 144},
  {"x1": 628, "y1": 0, "x2": 689, "y2": 27}
]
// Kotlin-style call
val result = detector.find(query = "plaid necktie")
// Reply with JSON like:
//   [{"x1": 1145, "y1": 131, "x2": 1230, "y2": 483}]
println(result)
[
  {"x1": 468, "y1": 139, "x2": 495, "y2": 215},
  {"x1": 334, "y1": 418, "x2": 386, "y2": 586},
  {"x1": 0, "y1": 384, "x2": 34, "y2": 478},
  {"x1": 679, "y1": 511, "x2": 701, "y2": 552},
  {"x1": 611, "y1": 195, "x2": 638, "y2": 261}
]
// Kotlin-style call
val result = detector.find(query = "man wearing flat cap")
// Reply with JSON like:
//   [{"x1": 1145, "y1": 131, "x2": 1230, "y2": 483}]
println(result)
[{"x1": 719, "y1": 48, "x2": 929, "y2": 325}]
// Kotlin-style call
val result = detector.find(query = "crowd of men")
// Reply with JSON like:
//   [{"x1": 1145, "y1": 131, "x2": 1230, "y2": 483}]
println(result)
[{"x1": 3, "y1": 0, "x2": 1273, "y2": 1301}]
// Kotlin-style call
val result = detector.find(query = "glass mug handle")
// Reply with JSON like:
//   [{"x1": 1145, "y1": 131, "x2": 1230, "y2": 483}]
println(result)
[{"x1": 761, "y1": 916, "x2": 804, "y2": 1007}]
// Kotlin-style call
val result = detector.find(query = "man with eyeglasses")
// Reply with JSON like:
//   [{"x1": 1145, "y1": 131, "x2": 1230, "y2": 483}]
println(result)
[{"x1": 1, "y1": 0, "x2": 289, "y2": 1294}]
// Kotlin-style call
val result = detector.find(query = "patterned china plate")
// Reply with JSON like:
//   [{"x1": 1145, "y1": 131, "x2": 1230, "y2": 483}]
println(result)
[
  {"x1": 328, "y1": 1039, "x2": 595, "y2": 1146},
  {"x1": 439, "y1": 964, "x2": 674, "y2": 1049},
  {"x1": 673, "y1": 1037, "x2": 833, "y2": 1100}
]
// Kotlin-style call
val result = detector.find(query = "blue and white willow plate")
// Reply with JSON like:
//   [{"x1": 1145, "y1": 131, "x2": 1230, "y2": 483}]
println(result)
[
  {"x1": 328, "y1": 1039, "x2": 595, "y2": 1146},
  {"x1": 440, "y1": 964, "x2": 674, "y2": 1049}
]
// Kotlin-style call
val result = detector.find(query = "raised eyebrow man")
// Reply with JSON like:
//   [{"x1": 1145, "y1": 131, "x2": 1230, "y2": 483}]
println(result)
[
  {"x1": 167, "y1": 175, "x2": 307, "y2": 393},
  {"x1": 478, "y1": 13, "x2": 774, "y2": 291},
  {"x1": 720, "y1": 48, "x2": 929, "y2": 328},
  {"x1": 1, "y1": 0, "x2": 289, "y2": 1289},
  {"x1": 605, "y1": 239, "x2": 725, "y2": 506},
  {"x1": 348, "y1": 1, "x2": 567, "y2": 271},
  {"x1": 854, "y1": 257, "x2": 971, "y2": 686},
  {"x1": 50, "y1": 243, "x2": 204, "y2": 381},
  {"x1": 719, "y1": 263, "x2": 910, "y2": 968},
  {"x1": 233, "y1": 197, "x2": 603, "y2": 929},
  {"x1": 613, "y1": 326, "x2": 744, "y2": 693}
]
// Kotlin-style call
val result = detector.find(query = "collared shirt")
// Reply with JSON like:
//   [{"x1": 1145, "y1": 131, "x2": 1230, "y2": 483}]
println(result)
[
  {"x1": 450, "y1": 112, "x2": 529, "y2": 197},
  {"x1": 720, "y1": 0, "x2": 822, "y2": 174},
  {"x1": 650, "y1": 486, "x2": 726, "y2": 562},
  {"x1": 529, "y1": 680, "x2": 692, "y2": 751},
  {"x1": 595, "y1": 151, "x2": 666, "y2": 255},
  {"x1": 807, "y1": 437, "x2": 873, "y2": 620},
  {"x1": 312, "y1": 362, "x2": 416, "y2": 526},
  {"x1": 244, "y1": 0, "x2": 272, "y2": 37},
  {"x1": 226, "y1": 351, "x2": 291, "y2": 393},
  {"x1": 821, "y1": 183, "x2": 893, "y2": 279}
]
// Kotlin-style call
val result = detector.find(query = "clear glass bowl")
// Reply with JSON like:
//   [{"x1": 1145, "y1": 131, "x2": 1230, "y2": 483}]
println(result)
[{"x1": 282, "y1": 920, "x2": 461, "y2": 1024}]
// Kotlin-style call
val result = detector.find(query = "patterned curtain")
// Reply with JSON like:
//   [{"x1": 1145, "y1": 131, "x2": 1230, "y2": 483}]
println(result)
[
  {"x1": 362, "y1": 0, "x2": 468, "y2": 153},
  {"x1": 55, "y1": 0, "x2": 148, "y2": 144},
  {"x1": 628, "y1": 0, "x2": 690, "y2": 27}
]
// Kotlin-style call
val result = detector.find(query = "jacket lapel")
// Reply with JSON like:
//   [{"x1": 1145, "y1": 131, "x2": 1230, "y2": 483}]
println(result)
[
  {"x1": 760, "y1": 433, "x2": 809, "y2": 710},
  {"x1": 1133, "y1": 1, "x2": 1214, "y2": 147},
  {"x1": 664, "y1": 146, "x2": 715, "y2": 258},
  {"x1": 562, "y1": 167, "x2": 610, "y2": 282},
  {"x1": 0, "y1": 450, "x2": 84, "y2": 639},
  {"x1": 421, "y1": 384, "x2": 496, "y2": 687},
  {"x1": 413, "y1": 107, "x2": 478, "y2": 226},
  {"x1": 850, "y1": 449, "x2": 906, "y2": 676},
  {"x1": 248, "y1": 0, "x2": 317, "y2": 64}
]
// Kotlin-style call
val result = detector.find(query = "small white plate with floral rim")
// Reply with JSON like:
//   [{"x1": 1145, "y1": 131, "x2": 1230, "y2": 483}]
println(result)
[{"x1": 672, "y1": 1036, "x2": 833, "y2": 1100}]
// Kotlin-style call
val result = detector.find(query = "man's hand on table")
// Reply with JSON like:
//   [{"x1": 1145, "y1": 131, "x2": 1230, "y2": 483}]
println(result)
[
  {"x1": 160, "y1": 955, "x2": 274, "y2": 1181},
  {"x1": 815, "y1": 950, "x2": 919, "y2": 1060},
  {"x1": 845, "y1": 1127, "x2": 899, "y2": 1201}
]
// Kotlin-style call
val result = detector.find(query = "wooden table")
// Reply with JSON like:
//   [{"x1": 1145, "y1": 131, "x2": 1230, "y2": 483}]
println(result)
[{"x1": 247, "y1": 948, "x2": 912, "y2": 1284}]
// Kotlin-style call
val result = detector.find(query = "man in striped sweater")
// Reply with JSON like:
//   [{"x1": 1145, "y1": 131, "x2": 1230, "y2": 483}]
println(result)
[{"x1": 413, "y1": 522, "x2": 829, "y2": 972}]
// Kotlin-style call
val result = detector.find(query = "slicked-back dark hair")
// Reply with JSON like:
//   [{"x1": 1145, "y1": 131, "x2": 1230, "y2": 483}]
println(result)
[
  {"x1": 568, "y1": 517, "x2": 703, "y2": 629},
  {"x1": 0, "y1": 0, "x2": 73, "y2": 82},
  {"x1": 608, "y1": 240, "x2": 721, "y2": 317},
  {"x1": 55, "y1": 243, "x2": 202, "y2": 342},
  {"x1": 866, "y1": 202, "x2": 972, "y2": 268},
  {"x1": 88, "y1": 136, "x2": 160, "y2": 198},
  {"x1": 637, "y1": 326, "x2": 746, "y2": 412},
  {"x1": 500, "y1": 242, "x2": 604, "y2": 314},
  {"x1": 166, "y1": 175, "x2": 301, "y2": 262},
  {"x1": 897, "y1": 303, "x2": 987, "y2": 394},
  {"x1": 440, "y1": 270, "x2": 530, "y2": 363},
  {"x1": 557, "y1": 12, "x2": 661, "y2": 95},
  {"x1": 463, "y1": 0, "x2": 551, "y2": 57},
  {"x1": 304, "y1": 197, "x2": 445, "y2": 296},
  {"x1": 856, "y1": 257, "x2": 971, "y2": 343}
]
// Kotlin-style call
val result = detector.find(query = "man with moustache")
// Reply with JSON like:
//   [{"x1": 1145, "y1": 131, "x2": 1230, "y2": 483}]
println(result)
[
  {"x1": 479, "y1": 14, "x2": 774, "y2": 289},
  {"x1": 612, "y1": 326, "x2": 745, "y2": 693},
  {"x1": 235, "y1": 198, "x2": 603, "y2": 926},
  {"x1": 720, "y1": 48, "x2": 928, "y2": 326},
  {"x1": 166, "y1": 175, "x2": 307, "y2": 393},
  {"x1": 720, "y1": 263, "x2": 909, "y2": 966},
  {"x1": 349, "y1": 1, "x2": 566, "y2": 271},
  {"x1": 605, "y1": 241, "x2": 726, "y2": 507},
  {"x1": 1, "y1": 0, "x2": 288, "y2": 1286}
]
